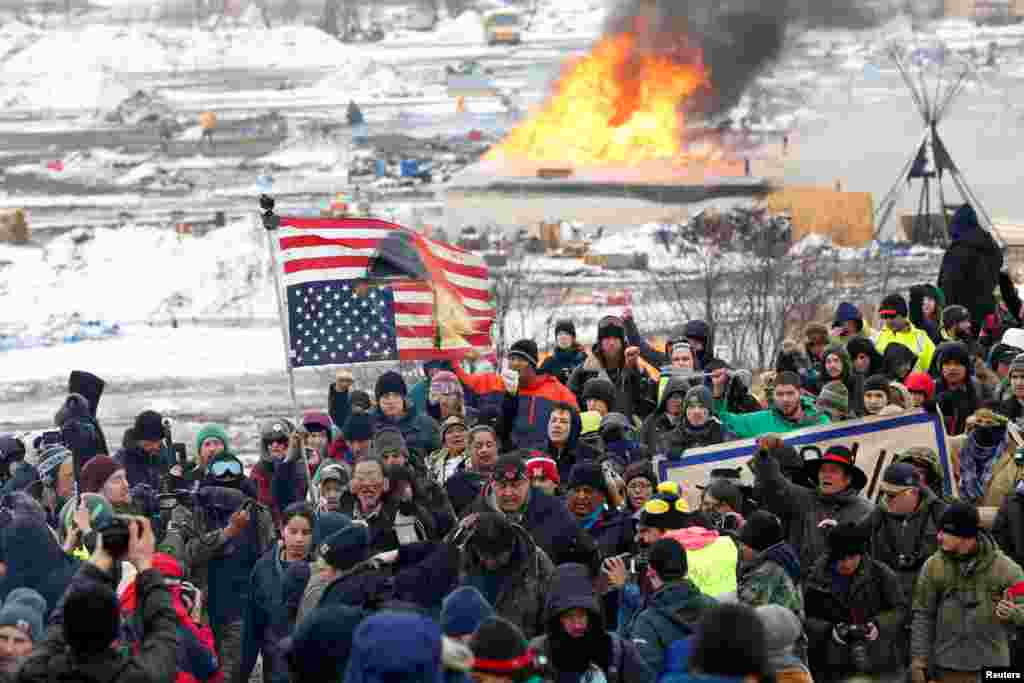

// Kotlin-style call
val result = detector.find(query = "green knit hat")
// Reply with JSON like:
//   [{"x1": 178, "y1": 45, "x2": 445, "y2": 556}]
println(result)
[{"x1": 195, "y1": 423, "x2": 232, "y2": 456}]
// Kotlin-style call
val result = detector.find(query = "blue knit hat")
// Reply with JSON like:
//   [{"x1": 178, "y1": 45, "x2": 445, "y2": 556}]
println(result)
[
  {"x1": 314, "y1": 512, "x2": 353, "y2": 548},
  {"x1": 284, "y1": 605, "x2": 364, "y2": 681},
  {"x1": 320, "y1": 523, "x2": 370, "y2": 571},
  {"x1": 441, "y1": 586, "x2": 495, "y2": 638},
  {"x1": 0, "y1": 588, "x2": 46, "y2": 642}
]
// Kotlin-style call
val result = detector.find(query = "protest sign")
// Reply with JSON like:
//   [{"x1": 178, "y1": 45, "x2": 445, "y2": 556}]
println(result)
[{"x1": 654, "y1": 410, "x2": 953, "y2": 512}]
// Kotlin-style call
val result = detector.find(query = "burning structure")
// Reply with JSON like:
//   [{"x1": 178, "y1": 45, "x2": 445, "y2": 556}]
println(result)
[{"x1": 452, "y1": 0, "x2": 785, "y2": 194}]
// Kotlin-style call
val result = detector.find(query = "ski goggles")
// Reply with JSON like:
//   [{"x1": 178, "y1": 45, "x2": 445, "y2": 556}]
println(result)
[{"x1": 209, "y1": 459, "x2": 243, "y2": 478}]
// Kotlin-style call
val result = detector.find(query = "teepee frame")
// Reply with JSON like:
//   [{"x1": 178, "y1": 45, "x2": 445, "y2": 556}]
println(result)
[{"x1": 873, "y1": 45, "x2": 1002, "y2": 246}]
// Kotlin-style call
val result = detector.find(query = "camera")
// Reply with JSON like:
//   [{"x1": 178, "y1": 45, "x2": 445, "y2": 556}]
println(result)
[
  {"x1": 894, "y1": 553, "x2": 921, "y2": 571},
  {"x1": 835, "y1": 623, "x2": 871, "y2": 673},
  {"x1": 709, "y1": 510, "x2": 743, "y2": 533},
  {"x1": 95, "y1": 515, "x2": 132, "y2": 560}
]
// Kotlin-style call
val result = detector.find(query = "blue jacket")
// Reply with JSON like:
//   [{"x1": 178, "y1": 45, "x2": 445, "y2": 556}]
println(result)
[
  {"x1": 344, "y1": 611, "x2": 446, "y2": 683},
  {"x1": 626, "y1": 581, "x2": 717, "y2": 672},
  {"x1": 371, "y1": 406, "x2": 441, "y2": 459},
  {"x1": 539, "y1": 345, "x2": 588, "y2": 386},
  {"x1": 240, "y1": 543, "x2": 302, "y2": 683},
  {"x1": 115, "y1": 445, "x2": 168, "y2": 493}
]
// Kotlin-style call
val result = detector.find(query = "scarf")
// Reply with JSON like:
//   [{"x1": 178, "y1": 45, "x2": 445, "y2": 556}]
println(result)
[
  {"x1": 958, "y1": 433, "x2": 1004, "y2": 503},
  {"x1": 580, "y1": 508, "x2": 602, "y2": 531}
]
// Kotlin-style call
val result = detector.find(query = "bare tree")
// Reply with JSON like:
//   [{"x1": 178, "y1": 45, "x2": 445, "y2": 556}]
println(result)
[{"x1": 489, "y1": 258, "x2": 548, "y2": 363}]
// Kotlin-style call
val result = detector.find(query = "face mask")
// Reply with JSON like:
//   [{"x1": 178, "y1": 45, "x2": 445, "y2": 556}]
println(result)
[{"x1": 974, "y1": 425, "x2": 1006, "y2": 448}]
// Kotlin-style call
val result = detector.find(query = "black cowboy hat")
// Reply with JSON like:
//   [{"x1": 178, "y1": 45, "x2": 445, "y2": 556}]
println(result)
[{"x1": 803, "y1": 444, "x2": 867, "y2": 491}]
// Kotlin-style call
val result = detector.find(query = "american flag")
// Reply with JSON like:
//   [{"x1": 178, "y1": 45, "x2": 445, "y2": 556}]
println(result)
[{"x1": 276, "y1": 215, "x2": 494, "y2": 367}]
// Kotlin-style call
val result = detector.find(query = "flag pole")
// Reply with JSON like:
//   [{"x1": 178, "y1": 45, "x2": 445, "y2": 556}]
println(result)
[{"x1": 259, "y1": 195, "x2": 319, "y2": 509}]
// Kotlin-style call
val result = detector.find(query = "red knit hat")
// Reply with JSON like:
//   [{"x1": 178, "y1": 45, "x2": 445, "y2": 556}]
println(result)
[
  {"x1": 904, "y1": 372, "x2": 935, "y2": 400},
  {"x1": 525, "y1": 456, "x2": 559, "y2": 485},
  {"x1": 79, "y1": 455, "x2": 123, "y2": 494}
]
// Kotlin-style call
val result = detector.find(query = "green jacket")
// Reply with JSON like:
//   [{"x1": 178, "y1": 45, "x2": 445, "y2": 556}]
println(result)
[
  {"x1": 720, "y1": 396, "x2": 828, "y2": 439},
  {"x1": 911, "y1": 533, "x2": 1024, "y2": 672}
]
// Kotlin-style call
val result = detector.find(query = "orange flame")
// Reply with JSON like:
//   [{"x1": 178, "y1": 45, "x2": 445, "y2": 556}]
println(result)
[{"x1": 487, "y1": 31, "x2": 713, "y2": 167}]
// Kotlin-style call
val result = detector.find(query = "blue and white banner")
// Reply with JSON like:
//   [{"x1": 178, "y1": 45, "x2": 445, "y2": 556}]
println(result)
[{"x1": 655, "y1": 410, "x2": 953, "y2": 512}]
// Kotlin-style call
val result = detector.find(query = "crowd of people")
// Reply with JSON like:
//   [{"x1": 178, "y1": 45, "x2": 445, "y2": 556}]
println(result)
[{"x1": 2, "y1": 207, "x2": 1024, "y2": 682}]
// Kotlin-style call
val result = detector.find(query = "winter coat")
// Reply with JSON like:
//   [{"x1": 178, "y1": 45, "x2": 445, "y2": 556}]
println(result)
[
  {"x1": 931, "y1": 341, "x2": 984, "y2": 436},
  {"x1": 721, "y1": 396, "x2": 829, "y2": 440},
  {"x1": 939, "y1": 204, "x2": 1003, "y2": 329},
  {"x1": 993, "y1": 486, "x2": 1024, "y2": 568},
  {"x1": 750, "y1": 450, "x2": 875, "y2": 576},
  {"x1": 872, "y1": 323, "x2": 935, "y2": 375},
  {"x1": 980, "y1": 443, "x2": 1024, "y2": 511},
  {"x1": 468, "y1": 485, "x2": 579, "y2": 562},
  {"x1": 530, "y1": 564, "x2": 654, "y2": 683},
  {"x1": 120, "y1": 562, "x2": 221, "y2": 683},
  {"x1": 910, "y1": 284, "x2": 947, "y2": 346},
  {"x1": 336, "y1": 493, "x2": 435, "y2": 554},
  {"x1": 18, "y1": 564, "x2": 177, "y2": 683},
  {"x1": 370, "y1": 405, "x2": 441, "y2": 460},
  {"x1": 456, "y1": 367, "x2": 579, "y2": 451},
  {"x1": 846, "y1": 337, "x2": 886, "y2": 378},
  {"x1": 626, "y1": 580, "x2": 717, "y2": 673},
  {"x1": 161, "y1": 489, "x2": 276, "y2": 630},
  {"x1": 426, "y1": 447, "x2": 470, "y2": 485},
  {"x1": 115, "y1": 445, "x2": 168, "y2": 493},
  {"x1": 445, "y1": 469, "x2": 488, "y2": 518},
  {"x1": 328, "y1": 384, "x2": 353, "y2": 434},
  {"x1": 803, "y1": 553, "x2": 908, "y2": 679},
  {"x1": 660, "y1": 419, "x2": 733, "y2": 460},
  {"x1": 568, "y1": 345, "x2": 657, "y2": 423},
  {"x1": 540, "y1": 345, "x2": 588, "y2": 386},
  {"x1": 865, "y1": 488, "x2": 947, "y2": 601},
  {"x1": 240, "y1": 544, "x2": 306, "y2": 683},
  {"x1": 458, "y1": 523, "x2": 555, "y2": 639},
  {"x1": 318, "y1": 561, "x2": 395, "y2": 612},
  {"x1": 0, "y1": 514, "x2": 80, "y2": 622},
  {"x1": 736, "y1": 541, "x2": 804, "y2": 617},
  {"x1": 911, "y1": 533, "x2": 1024, "y2": 671},
  {"x1": 639, "y1": 375, "x2": 691, "y2": 455},
  {"x1": 583, "y1": 507, "x2": 634, "y2": 560}
]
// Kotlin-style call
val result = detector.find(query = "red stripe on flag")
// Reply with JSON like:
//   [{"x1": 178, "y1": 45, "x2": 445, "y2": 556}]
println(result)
[
  {"x1": 394, "y1": 302, "x2": 434, "y2": 315},
  {"x1": 279, "y1": 235, "x2": 382, "y2": 250},
  {"x1": 283, "y1": 256, "x2": 370, "y2": 273}
]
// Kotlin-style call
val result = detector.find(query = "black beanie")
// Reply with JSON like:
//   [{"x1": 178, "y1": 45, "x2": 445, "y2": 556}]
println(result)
[
  {"x1": 555, "y1": 319, "x2": 577, "y2": 338},
  {"x1": 567, "y1": 463, "x2": 609, "y2": 498},
  {"x1": 827, "y1": 521, "x2": 869, "y2": 560},
  {"x1": 63, "y1": 583, "x2": 119, "y2": 655},
  {"x1": 879, "y1": 293, "x2": 909, "y2": 318},
  {"x1": 342, "y1": 413, "x2": 374, "y2": 442},
  {"x1": 938, "y1": 502, "x2": 979, "y2": 539},
  {"x1": 375, "y1": 371, "x2": 407, "y2": 401},
  {"x1": 738, "y1": 511, "x2": 784, "y2": 552},
  {"x1": 648, "y1": 537, "x2": 687, "y2": 579},
  {"x1": 133, "y1": 410, "x2": 164, "y2": 442},
  {"x1": 774, "y1": 370, "x2": 802, "y2": 390},
  {"x1": 597, "y1": 315, "x2": 626, "y2": 342},
  {"x1": 320, "y1": 524, "x2": 371, "y2": 571},
  {"x1": 582, "y1": 377, "x2": 617, "y2": 408},
  {"x1": 863, "y1": 374, "x2": 891, "y2": 395},
  {"x1": 936, "y1": 341, "x2": 970, "y2": 369},
  {"x1": 508, "y1": 339, "x2": 539, "y2": 368},
  {"x1": 470, "y1": 617, "x2": 533, "y2": 679}
]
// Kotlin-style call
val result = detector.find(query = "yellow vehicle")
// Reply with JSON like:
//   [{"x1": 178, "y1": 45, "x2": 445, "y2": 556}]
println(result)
[{"x1": 484, "y1": 10, "x2": 522, "y2": 46}]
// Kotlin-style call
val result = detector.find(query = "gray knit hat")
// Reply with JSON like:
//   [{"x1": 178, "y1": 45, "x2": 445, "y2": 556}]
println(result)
[
  {"x1": 815, "y1": 381, "x2": 850, "y2": 417},
  {"x1": 372, "y1": 427, "x2": 408, "y2": 459},
  {"x1": 684, "y1": 385, "x2": 713, "y2": 412}
]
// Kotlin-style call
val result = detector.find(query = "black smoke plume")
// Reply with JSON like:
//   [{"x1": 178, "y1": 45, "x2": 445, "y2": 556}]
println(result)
[{"x1": 603, "y1": 0, "x2": 878, "y2": 117}]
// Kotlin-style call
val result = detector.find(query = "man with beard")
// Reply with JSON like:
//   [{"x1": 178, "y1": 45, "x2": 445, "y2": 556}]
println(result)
[
  {"x1": 467, "y1": 453, "x2": 577, "y2": 564},
  {"x1": 750, "y1": 441, "x2": 875, "y2": 576},
  {"x1": 0, "y1": 590, "x2": 45, "y2": 681},
  {"x1": 568, "y1": 316, "x2": 656, "y2": 424},
  {"x1": 374, "y1": 428, "x2": 455, "y2": 539},
  {"x1": 529, "y1": 563, "x2": 653, "y2": 683},
  {"x1": 720, "y1": 372, "x2": 829, "y2": 439},
  {"x1": 446, "y1": 425, "x2": 500, "y2": 517},
  {"x1": 115, "y1": 410, "x2": 172, "y2": 492}
]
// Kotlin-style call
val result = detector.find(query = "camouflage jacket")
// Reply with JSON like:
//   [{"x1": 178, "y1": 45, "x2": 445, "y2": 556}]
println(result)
[{"x1": 737, "y1": 542, "x2": 804, "y2": 619}]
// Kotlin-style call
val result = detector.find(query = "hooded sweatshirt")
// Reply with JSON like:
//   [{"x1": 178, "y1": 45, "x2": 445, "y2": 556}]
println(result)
[
  {"x1": 882, "y1": 342, "x2": 919, "y2": 385},
  {"x1": 737, "y1": 541, "x2": 804, "y2": 617},
  {"x1": 343, "y1": 611, "x2": 446, "y2": 683},
  {"x1": 846, "y1": 337, "x2": 885, "y2": 379},
  {"x1": 627, "y1": 578, "x2": 717, "y2": 673},
  {"x1": 909, "y1": 284, "x2": 946, "y2": 346}
]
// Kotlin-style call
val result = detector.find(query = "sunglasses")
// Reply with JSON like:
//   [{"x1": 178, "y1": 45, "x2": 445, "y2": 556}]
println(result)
[{"x1": 209, "y1": 460, "x2": 243, "y2": 478}]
